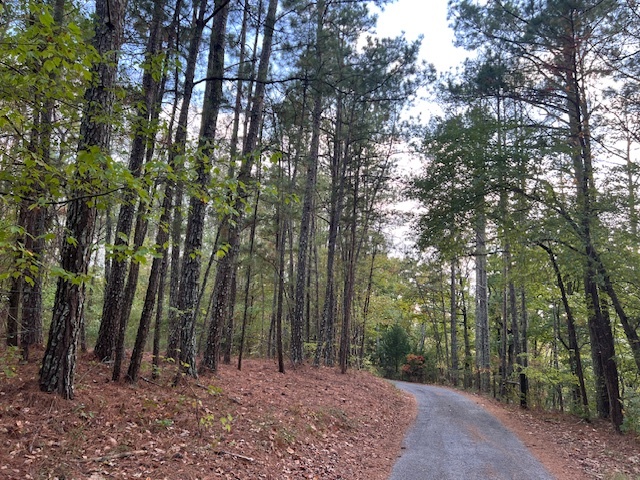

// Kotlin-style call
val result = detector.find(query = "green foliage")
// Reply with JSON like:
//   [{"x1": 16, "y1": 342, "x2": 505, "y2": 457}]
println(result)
[
  {"x1": 220, "y1": 413, "x2": 233, "y2": 433},
  {"x1": 0, "y1": 346, "x2": 21, "y2": 379},
  {"x1": 199, "y1": 413, "x2": 233, "y2": 434},
  {"x1": 377, "y1": 323, "x2": 411, "y2": 378},
  {"x1": 154, "y1": 418, "x2": 174, "y2": 429},
  {"x1": 622, "y1": 389, "x2": 640, "y2": 435},
  {"x1": 410, "y1": 107, "x2": 500, "y2": 254}
]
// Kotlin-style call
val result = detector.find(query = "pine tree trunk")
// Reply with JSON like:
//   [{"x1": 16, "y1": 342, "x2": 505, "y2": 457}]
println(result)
[
  {"x1": 315, "y1": 99, "x2": 346, "y2": 367},
  {"x1": 297, "y1": 90, "x2": 322, "y2": 364},
  {"x1": 21, "y1": 205, "x2": 46, "y2": 360},
  {"x1": 7, "y1": 276, "x2": 21, "y2": 348},
  {"x1": 274, "y1": 204, "x2": 286, "y2": 374},
  {"x1": 202, "y1": 0, "x2": 277, "y2": 372},
  {"x1": 176, "y1": 0, "x2": 230, "y2": 377},
  {"x1": 540, "y1": 242, "x2": 589, "y2": 416},
  {"x1": 165, "y1": 0, "x2": 209, "y2": 361},
  {"x1": 95, "y1": 0, "x2": 164, "y2": 364},
  {"x1": 40, "y1": 0, "x2": 124, "y2": 399},
  {"x1": 237, "y1": 189, "x2": 260, "y2": 371},
  {"x1": 475, "y1": 210, "x2": 490, "y2": 393},
  {"x1": 461, "y1": 280, "x2": 472, "y2": 389},
  {"x1": 339, "y1": 170, "x2": 358, "y2": 374},
  {"x1": 450, "y1": 260, "x2": 459, "y2": 386},
  {"x1": 126, "y1": 195, "x2": 170, "y2": 382},
  {"x1": 557, "y1": 13, "x2": 623, "y2": 430},
  {"x1": 519, "y1": 289, "x2": 528, "y2": 408}
]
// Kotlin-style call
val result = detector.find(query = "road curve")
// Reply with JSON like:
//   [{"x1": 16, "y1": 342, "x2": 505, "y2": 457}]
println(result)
[{"x1": 389, "y1": 382, "x2": 554, "y2": 480}]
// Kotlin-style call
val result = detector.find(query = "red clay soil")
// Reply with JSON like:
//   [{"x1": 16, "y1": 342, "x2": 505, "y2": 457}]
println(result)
[{"x1": 1, "y1": 351, "x2": 639, "y2": 479}]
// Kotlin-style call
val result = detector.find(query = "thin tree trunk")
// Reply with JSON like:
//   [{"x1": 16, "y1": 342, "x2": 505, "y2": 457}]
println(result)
[
  {"x1": 552, "y1": 304, "x2": 564, "y2": 411},
  {"x1": 274, "y1": 200, "x2": 286, "y2": 374},
  {"x1": 475, "y1": 209, "x2": 490, "y2": 393},
  {"x1": 95, "y1": 0, "x2": 165, "y2": 363},
  {"x1": 562, "y1": 21, "x2": 622, "y2": 430},
  {"x1": 175, "y1": 0, "x2": 230, "y2": 378},
  {"x1": 539, "y1": 242, "x2": 589, "y2": 416},
  {"x1": 339, "y1": 170, "x2": 358, "y2": 374},
  {"x1": 222, "y1": 270, "x2": 238, "y2": 364},
  {"x1": 359, "y1": 246, "x2": 377, "y2": 366},
  {"x1": 500, "y1": 254, "x2": 508, "y2": 399},
  {"x1": 450, "y1": 260, "x2": 459, "y2": 386},
  {"x1": 460, "y1": 274, "x2": 472, "y2": 389},
  {"x1": 519, "y1": 289, "x2": 528, "y2": 408},
  {"x1": 315, "y1": 99, "x2": 347, "y2": 367},
  {"x1": 152, "y1": 247, "x2": 169, "y2": 380},
  {"x1": 238, "y1": 188, "x2": 260, "y2": 371},
  {"x1": 7, "y1": 275, "x2": 21, "y2": 348},
  {"x1": 202, "y1": 0, "x2": 277, "y2": 372},
  {"x1": 126, "y1": 191, "x2": 170, "y2": 383},
  {"x1": 165, "y1": 0, "x2": 208, "y2": 361}
]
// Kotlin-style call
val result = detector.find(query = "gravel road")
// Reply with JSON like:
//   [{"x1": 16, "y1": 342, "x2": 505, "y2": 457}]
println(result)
[{"x1": 389, "y1": 382, "x2": 555, "y2": 480}]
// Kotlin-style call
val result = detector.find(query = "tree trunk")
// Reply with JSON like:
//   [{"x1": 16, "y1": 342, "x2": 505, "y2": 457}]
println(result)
[
  {"x1": 292, "y1": 1, "x2": 326, "y2": 367},
  {"x1": 274, "y1": 198, "x2": 286, "y2": 374},
  {"x1": 21, "y1": 205, "x2": 46, "y2": 360},
  {"x1": 315, "y1": 100, "x2": 347, "y2": 367},
  {"x1": 238, "y1": 188, "x2": 260, "y2": 371},
  {"x1": 40, "y1": 0, "x2": 124, "y2": 399},
  {"x1": 339, "y1": 168, "x2": 358, "y2": 374},
  {"x1": 539, "y1": 242, "x2": 589, "y2": 416},
  {"x1": 126, "y1": 184, "x2": 172, "y2": 383},
  {"x1": 7, "y1": 276, "x2": 21, "y2": 348},
  {"x1": 95, "y1": 0, "x2": 164, "y2": 363},
  {"x1": 561, "y1": 11, "x2": 622, "y2": 430},
  {"x1": 20, "y1": 0, "x2": 65, "y2": 359},
  {"x1": 165, "y1": 0, "x2": 209, "y2": 361},
  {"x1": 175, "y1": 0, "x2": 230, "y2": 378},
  {"x1": 519, "y1": 289, "x2": 528, "y2": 408},
  {"x1": 202, "y1": 0, "x2": 277, "y2": 372},
  {"x1": 475, "y1": 209, "x2": 490, "y2": 393},
  {"x1": 222, "y1": 270, "x2": 237, "y2": 364},
  {"x1": 450, "y1": 260, "x2": 459, "y2": 386}
]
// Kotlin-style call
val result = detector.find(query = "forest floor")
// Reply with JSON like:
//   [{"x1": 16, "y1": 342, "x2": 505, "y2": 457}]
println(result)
[{"x1": 0, "y1": 350, "x2": 638, "y2": 479}]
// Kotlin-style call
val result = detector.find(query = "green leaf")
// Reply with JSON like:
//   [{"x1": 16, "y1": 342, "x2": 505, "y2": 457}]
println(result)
[{"x1": 39, "y1": 12, "x2": 54, "y2": 27}]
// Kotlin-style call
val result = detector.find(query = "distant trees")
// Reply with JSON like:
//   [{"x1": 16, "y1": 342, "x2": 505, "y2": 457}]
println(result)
[
  {"x1": 7, "y1": 0, "x2": 640, "y2": 439},
  {"x1": 407, "y1": 0, "x2": 640, "y2": 431},
  {"x1": 0, "y1": 0, "x2": 426, "y2": 398},
  {"x1": 378, "y1": 324, "x2": 411, "y2": 377}
]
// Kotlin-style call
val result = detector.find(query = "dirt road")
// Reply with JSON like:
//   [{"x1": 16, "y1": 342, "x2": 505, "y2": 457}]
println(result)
[{"x1": 389, "y1": 382, "x2": 555, "y2": 480}]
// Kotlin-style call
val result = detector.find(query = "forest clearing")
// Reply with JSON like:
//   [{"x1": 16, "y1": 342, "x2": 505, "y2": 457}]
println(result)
[{"x1": 1, "y1": 356, "x2": 639, "y2": 479}]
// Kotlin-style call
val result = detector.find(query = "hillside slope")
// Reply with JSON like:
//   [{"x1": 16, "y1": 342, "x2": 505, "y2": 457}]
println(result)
[{"x1": 2, "y1": 353, "x2": 639, "y2": 479}]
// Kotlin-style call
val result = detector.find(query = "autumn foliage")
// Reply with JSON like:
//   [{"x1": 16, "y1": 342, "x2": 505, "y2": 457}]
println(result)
[{"x1": 401, "y1": 354, "x2": 426, "y2": 383}]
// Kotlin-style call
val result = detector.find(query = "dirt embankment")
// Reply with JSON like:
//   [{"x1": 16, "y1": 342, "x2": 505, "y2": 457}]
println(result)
[{"x1": 1, "y1": 352, "x2": 639, "y2": 479}]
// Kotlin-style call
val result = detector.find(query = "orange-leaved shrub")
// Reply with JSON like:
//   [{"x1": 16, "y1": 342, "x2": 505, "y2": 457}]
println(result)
[{"x1": 401, "y1": 354, "x2": 426, "y2": 383}]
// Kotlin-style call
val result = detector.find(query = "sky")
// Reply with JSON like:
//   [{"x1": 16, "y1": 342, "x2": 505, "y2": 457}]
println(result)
[
  {"x1": 371, "y1": 0, "x2": 470, "y2": 255},
  {"x1": 373, "y1": 0, "x2": 468, "y2": 73}
]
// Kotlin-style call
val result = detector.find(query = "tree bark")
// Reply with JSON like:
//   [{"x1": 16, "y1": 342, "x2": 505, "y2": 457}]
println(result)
[
  {"x1": 174, "y1": 0, "x2": 230, "y2": 378},
  {"x1": 475, "y1": 209, "x2": 490, "y2": 393},
  {"x1": 40, "y1": 0, "x2": 124, "y2": 399},
  {"x1": 202, "y1": 0, "x2": 277, "y2": 372},
  {"x1": 165, "y1": 0, "x2": 208, "y2": 361},
  {"x1": 95, "y1": 0, "x2": 165, "y2": 363},
  {"x1": 539, "y1": 242, "x2": 589, "y2": 416},
  {"x1": 563, "y1": 26, "x2": 623, "y2": 429},
  {"x1": 450, "y1": 260, "x2": 459, "y2": 386}
]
